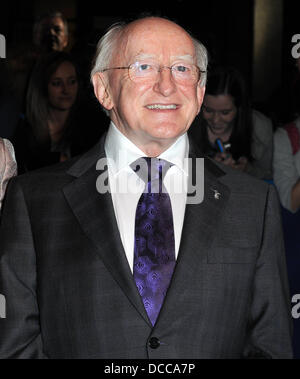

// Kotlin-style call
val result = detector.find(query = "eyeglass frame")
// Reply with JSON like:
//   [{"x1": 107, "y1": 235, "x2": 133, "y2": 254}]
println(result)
[{"x1": 100, "y1": 61, "x2": 206, "y2": 85}]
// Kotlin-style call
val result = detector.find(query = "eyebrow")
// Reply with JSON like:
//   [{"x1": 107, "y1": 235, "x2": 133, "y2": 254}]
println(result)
[
  {"x1": 133, "y1": 53, "x2": 157, "y2": 61},
  {"x1": 132, "y1": 54, "x2": 195, "y2": 63},
  {"x1": 171, "y1": 54, "x2": 195, "y2": 62}
]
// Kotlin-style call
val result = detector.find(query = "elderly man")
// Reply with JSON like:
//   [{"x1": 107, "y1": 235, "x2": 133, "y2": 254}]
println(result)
[{"x1": 0, "y1": 17, "x2": 293, "y2": 359}]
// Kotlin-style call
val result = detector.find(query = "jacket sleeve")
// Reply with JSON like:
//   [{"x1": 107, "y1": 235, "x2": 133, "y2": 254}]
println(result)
[
  {"x1": 0, "y1": 177, "x2": 47, "y2": 358},
  {"x1": 242, "y1": 184, "x2": 293, "y2": 359}
]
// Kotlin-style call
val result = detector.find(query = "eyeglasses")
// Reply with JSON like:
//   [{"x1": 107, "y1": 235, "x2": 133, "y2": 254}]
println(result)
[{"x1": 101, "y1": 61, "x2": 205, "y2": 86}]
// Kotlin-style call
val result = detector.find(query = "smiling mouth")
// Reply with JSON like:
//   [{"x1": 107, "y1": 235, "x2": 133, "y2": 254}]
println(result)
[
  {"x1": 209, "y1": 124, "x2": 227, "y2": 130},
  {"x1": 146, "y1": 104, "x2": 178, "y2": 110}
]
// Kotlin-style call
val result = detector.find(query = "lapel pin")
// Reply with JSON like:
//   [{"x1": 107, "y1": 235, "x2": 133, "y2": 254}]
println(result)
[{"x1": 212, "y1": 189, "x2": 221, "y2": 200}]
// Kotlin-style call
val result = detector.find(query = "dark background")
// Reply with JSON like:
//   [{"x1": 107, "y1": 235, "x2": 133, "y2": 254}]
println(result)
[
  {"x1": 1, "y1": 0, "x2": 300, "y2": 107},
  {"x1": 1, "y1": 0, "x2": 300, "y2": 358}
]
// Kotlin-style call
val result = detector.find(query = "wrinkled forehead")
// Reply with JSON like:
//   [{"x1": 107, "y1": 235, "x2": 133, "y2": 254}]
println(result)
[{"x1": 114, "y1": 18, "x2": 196, "y2": 64}]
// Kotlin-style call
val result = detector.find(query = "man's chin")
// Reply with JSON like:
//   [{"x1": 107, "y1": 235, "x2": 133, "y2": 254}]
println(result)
[{"x1": 147, "y1": 123, "x2": 186, "y2": 141}]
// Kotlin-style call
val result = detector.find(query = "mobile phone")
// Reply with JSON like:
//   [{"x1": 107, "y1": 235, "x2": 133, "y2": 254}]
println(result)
[{"x1": 216, "y1": 138, "x2": 225, "y2": 153}]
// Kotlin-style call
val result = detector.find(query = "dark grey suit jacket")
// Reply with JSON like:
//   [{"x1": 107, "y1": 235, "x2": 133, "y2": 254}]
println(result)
[{"x1": 0, "y1": 135, "x2": 293, "y2": 358}]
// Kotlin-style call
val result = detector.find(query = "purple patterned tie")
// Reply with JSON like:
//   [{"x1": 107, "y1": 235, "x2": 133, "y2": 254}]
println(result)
[{"x1": 131, "y1": 157, "x2": 176, "y2": 326}]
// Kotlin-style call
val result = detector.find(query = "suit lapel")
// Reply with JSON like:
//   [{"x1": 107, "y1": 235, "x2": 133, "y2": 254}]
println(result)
[
  {"x1": 154, "y1": 144, "x2": 231, "y2": 328},
  {"x1": 175, "y1": 158, "x2": 230, "y2": 278},
  {"x1": 63, "y1": 137, "x2": 152, "y2": 326},
  {"x1": 62, "y1": 135, "x2": 230, "y2": 329}
]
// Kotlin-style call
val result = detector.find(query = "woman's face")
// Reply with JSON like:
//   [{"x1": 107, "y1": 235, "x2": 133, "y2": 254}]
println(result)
[
  {"x1": 202, "y1": 94, "x2": 237, "y2": 136},
  {"x1": 48, "y1": 61, "x2": 78, "y2": 111}
]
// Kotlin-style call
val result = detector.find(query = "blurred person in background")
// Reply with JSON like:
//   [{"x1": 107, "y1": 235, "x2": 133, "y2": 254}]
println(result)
[
  {"x1": 6, "y1": 11, "x2": 70, "y2": 115},
  {"x1": 0, "y1": 138, "x2": 17, "y2": 212},
  {"x1": 13, "y1": 51, "x2": 102, "y2": 173},
  {"x1": 33, "y1": 11, "x2": 69, "y2": 53},
  {"x1": 273, "y1": 116, "x2": 300, "y2": 213},
  {"x1": 189, "y1": 66, "x2": 273, "y2": 180}
]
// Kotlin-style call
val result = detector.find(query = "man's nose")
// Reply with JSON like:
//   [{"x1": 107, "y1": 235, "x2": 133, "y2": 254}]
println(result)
[{"x1": 153, "y1": 67, "x2": 177, "y2": 97}]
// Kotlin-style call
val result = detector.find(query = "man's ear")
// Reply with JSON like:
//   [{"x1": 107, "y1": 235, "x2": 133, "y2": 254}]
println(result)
[
  {"x1": 92, "y1": 72, "x2": 114, "y2": 111},
  {"x1": 196, "y1": 85, "x2": 206, "y2": 115}
]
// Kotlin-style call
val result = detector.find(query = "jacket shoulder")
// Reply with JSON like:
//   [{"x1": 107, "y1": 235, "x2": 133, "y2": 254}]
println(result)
[{"x1": 206, "y1": 157, "x2": 270, "y2": 195}]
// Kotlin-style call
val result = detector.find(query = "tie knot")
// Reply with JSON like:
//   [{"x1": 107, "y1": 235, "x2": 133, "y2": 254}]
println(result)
[{"x1": 130, "y1": 157, "x2": 173, "y2": 190}]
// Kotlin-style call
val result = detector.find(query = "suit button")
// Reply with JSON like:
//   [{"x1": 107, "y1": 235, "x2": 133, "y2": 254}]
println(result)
[{"x1": 149, "y1": 337, "x2": 160, "y2": 349}]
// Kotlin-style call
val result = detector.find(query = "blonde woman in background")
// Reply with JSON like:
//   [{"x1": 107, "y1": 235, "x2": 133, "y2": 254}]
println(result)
[{"x1": 0, "y1": 138, "x2": 17, "y2": 211}]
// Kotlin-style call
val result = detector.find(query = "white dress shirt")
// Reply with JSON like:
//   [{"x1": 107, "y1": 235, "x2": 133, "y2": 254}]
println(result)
[{"x1": 104, "y1": 122, "x2": 189, "y2": 272}]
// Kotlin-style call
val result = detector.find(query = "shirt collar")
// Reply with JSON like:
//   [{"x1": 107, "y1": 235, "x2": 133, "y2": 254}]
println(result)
[{"x1": 104, "y1": 122, "x2": 189, "y2": 176}]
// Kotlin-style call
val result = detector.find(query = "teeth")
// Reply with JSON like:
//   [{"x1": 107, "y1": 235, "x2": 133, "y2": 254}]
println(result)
[{"x1": 146, "y1": 104, "x2": 177, "y2": 110}]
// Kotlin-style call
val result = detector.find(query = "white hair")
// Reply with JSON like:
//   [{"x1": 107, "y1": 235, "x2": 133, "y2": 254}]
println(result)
[
  {"x1": 90, "y1": 22, "x2": 125, "y2": 81},
  {"x1": 192, "y1": 37, "x2": 208, "y2": 87},
  {"x1": 91, "y1": 19, "x2": 208, "y2": 86}
]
